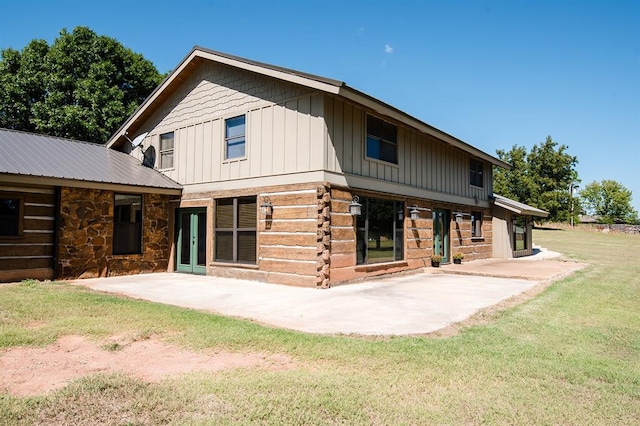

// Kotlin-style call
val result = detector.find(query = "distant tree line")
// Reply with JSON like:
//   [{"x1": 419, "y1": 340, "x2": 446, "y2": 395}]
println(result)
[
  {"x1": 0, "y1": 26, "x2": 163, "y2": 143},
  {"x1": 494, "y1": 136, "x2": 638, "y2": 224}
]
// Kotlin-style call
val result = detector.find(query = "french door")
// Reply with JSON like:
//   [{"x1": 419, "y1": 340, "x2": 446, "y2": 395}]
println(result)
[{"x1": 176, "y1": 208, "x2": 206, "y2": 274}]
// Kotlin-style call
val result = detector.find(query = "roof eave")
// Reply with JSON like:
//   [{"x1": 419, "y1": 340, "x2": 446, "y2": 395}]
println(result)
[{"x1": 0, "y1": 173, "x2": 182, "y2": 195}]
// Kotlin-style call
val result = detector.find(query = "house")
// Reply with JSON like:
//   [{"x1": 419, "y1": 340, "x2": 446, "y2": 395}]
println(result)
[
  {"x1": 1, "y1": 47, "x2": 546, "y2": 286},
  {"x1": 491, "y1": 194, "x2": 549, "y2": 258},
  {"x1": 106, "y1": 46, "x2": 521, "y2": 288},
  {"x1": 0, "y1": 129, "x2": 181, "y2": 283}
]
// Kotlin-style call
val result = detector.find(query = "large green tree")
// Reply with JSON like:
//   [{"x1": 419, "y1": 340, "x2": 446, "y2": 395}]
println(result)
[
  {"x1": 0, "y1": 26, "x2": 162, "y2": 143},
  {"x1": 580, "y1": 180, "x2": 638, "y2": 224},
  {"x1": 494, "y1": 136, "x2": 579, "y2": 222}
]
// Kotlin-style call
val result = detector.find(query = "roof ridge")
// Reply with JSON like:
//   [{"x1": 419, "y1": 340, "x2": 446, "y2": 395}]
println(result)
[{"x1": 0, "y1": 127, "x2": 107, "y2": 148}]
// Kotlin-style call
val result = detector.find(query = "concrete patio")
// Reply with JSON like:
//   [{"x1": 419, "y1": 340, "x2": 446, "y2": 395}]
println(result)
[{"x1": 74, "y1": 250, "x2": 586, "y2": 336}]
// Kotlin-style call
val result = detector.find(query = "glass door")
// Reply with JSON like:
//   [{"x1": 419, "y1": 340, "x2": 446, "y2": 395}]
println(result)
[
  {"x1": 433, "y1": 209, "x2": 450, "y2": 263},
  {"x1": 176, "y1": 208, "x2": 206, "y2": 274}
]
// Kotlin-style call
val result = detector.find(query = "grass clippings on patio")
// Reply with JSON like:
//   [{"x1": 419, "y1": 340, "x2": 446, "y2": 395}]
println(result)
[{"x1": 1, "y1": 229, "x2": 639, "y2": 424}]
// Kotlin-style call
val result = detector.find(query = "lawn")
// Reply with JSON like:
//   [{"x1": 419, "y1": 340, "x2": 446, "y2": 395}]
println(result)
[{"x1": 1, "y1": 229, "x2": 639, "y2": 424}]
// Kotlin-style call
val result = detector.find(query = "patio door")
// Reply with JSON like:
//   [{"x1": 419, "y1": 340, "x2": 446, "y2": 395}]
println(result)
[
  {"x1": 176, "y1": 208, "x2": 206, "y2": 274},
  {"x1": 433, "y1": 209, "x2": 450, "y2": 263}
]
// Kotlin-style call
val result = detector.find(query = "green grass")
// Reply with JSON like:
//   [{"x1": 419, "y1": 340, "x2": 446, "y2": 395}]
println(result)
[{"x1": 1, "y1": 229, "x2": 639, "y2": 424}]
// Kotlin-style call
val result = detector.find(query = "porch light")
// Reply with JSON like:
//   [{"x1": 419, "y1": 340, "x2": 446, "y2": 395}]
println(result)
[
  {"x1": 410, "y1": 205, "x2": 420, "y2": 221},
  {"x1": 349, "y1": 196, "x2": 362, "y2": 216},
  {"x1": 455, "y1": 212, "x2": 464, "y2": 223},
  {"x1": 260, "y1": 197, "x2": 273, "y2": 217}
]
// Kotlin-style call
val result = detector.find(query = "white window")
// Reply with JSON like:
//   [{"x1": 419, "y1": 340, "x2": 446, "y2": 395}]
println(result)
[
  {"x1": 159, "y1": 132, "x2": 174, "y2": 169},
  {"x1": 225, "y1": 115, "x2": 246, "y2": 159}
]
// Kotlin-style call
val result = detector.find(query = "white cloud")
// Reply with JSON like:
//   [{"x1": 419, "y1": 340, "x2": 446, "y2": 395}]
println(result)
[{"x1": 384, "y1": 44, "x2": 394, "y2": 54}]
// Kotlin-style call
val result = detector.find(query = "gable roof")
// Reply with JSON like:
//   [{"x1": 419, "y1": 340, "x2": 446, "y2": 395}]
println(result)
[
  {"x1": 107, "y1": 46, "x2": 510, "y2": 169},
  {"x1": 0, "y1": 128, "x2": 181, "y2": 194},
  {"x1": 493, "y1": 194, "x2": 549, "y2": 217}
]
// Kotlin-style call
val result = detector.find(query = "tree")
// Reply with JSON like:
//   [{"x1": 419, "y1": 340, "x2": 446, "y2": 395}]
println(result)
[
  {"x1": 494, "y1": 136, "x2": 579, "y2": 222},
  {"x1": 580, "y1": 180, "x2": 638, "y2": 224},
  {"x1": 0, "y1": 27, "x2": 163, "y2": 143}
]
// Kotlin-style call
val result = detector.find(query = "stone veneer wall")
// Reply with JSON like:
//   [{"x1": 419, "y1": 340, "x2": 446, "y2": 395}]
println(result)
[
  {"x1": 315, "y1": 184, "x2": 331, "y2": 288},
  {"x1": 56, "y1": 187, "x2": 170, "y2": 279}
]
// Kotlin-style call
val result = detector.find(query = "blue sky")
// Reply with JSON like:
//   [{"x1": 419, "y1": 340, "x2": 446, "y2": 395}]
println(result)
[{"x1": 2, "y1": 0, "x2": 639, "y2": 211}]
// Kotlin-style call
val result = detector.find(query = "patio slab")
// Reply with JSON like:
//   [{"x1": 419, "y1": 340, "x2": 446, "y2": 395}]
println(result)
[{"x1": 74, "y1": 251, "x2": 586, "y2": 336}]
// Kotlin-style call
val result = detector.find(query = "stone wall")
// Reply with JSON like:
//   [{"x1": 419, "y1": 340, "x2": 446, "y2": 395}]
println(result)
[
  {"x1": 329, "y1": 187, "x2": 494, "y2": 284},
  {"x1": 56, "y1": 188, "x2": 170, "y2": 279}
]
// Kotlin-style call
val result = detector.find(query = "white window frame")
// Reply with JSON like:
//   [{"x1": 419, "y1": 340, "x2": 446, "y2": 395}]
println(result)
[
  {"x1": 159, "y1": 132, "x2": 174, "y2": 170},
  {"x1": 224, "y1": 114, "x2": 247, "y2": 161}
]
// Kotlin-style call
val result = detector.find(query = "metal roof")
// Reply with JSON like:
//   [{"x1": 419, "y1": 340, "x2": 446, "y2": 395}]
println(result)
[
  {"x1": 107, "y1": 47, "x2": 511, "y2": 170},
  {"x1": 493, "y1": 194, "x2": 549, "y2": 217},
  {"x1": 0, "y1": 128, "x2": 181, "y2": 191}
]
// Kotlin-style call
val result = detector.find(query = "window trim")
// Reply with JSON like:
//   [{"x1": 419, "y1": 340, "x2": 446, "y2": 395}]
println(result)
[
  {"x1": 224, "y1": 114, "x2": 247, "y2": 161},
  {"x1": 159, "y1": 132, "x2": 175, "y2": 170},
  {"x1": 470, "y1": 158, "x2": 484, "y2": 188},
  {"x1": 113, "y1": 193, "x2": 143, "y2": 255},
  {"x1": 365, "y1": 114, "x2": 398, "y2": 165},
  {"x1": 0, "y1": 195, "x2": 24, "y2": 238},
  {"x1": 214, "y1": 196, "x2": 257, "y2": 264}
]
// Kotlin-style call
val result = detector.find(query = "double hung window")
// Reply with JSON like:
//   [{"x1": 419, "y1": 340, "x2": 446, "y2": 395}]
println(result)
[
  {"x1": 366, "y1": 115, "x2": 397, "y2": 164},
  {"x1": 215, "y1": 196, "x2": 256, "y2": 264},
  {"x1": 225, "y1": 115, "x2": 246, "y2": 160},
  {"x1": 470, "y1": 158, "x2": 484, "y2": 187},
  {"x1": 159, "y1": 132, "x2": 174, "y2": 169}
]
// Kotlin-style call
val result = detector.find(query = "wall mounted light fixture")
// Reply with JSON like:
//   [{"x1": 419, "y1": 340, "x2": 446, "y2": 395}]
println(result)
[
  {"x1": 409, "y1": 205, "x2": 431, "y2": 221},
  {"x1": 349, "y1": 196, "x2": 362, "y2": 216},
  {"x1": 260, "y1": 196, "x2": 273, "y2": 217}
]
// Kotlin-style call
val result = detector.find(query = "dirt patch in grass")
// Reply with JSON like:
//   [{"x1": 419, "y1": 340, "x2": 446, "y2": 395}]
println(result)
[{"x1": 0, "y1": 335, "x2": 295, "y2": 396}]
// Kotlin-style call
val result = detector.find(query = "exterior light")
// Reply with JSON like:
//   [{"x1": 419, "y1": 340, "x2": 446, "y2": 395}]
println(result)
[
  {"x1": 349, "y1": 196, "x2": 362, "y2": 216},
  {"x1": 260, "y1": 196, "x2": 273, "y2": 217},
  {"x1": 455, "y1": 212, "x2": 464, "y2": 223},
  {"x1": 410, "y1": 205, "x2": 420, "y2": 221}
]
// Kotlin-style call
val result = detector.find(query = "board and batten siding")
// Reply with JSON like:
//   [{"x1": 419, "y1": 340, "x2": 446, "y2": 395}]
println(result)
[
  {"x1": 0, "y1": 187, "x2": 56, "y2": 282},
  {"x1": 324, "y1": 96, "x2": 491, "y2": 201},
  {"x1": 146, "y1": 94, "x2": 325, "y2": 185},
  {"x1": 137, "y1": 60, "x2": 327, "y2": 185}
]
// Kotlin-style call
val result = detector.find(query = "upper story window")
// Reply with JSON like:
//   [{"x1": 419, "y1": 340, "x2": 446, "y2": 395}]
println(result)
[
  {"x1": 159, "y1": 132, "x2": 174, "y2": 169},
  {"x1": 470, "y1": 158, "x2": 484, "y2": 188},
  {"x1": 0, "y1": 197, "x2": 20, "y2": 236},
  {"x1": 113, "y1": 194, "x2": 142, "y2": 255},
  {"x1": 225, "y1": 115, "x2": 246, "y2": 160},
  {"x1": 366, "y1": 115, "x2": 397, "y2": 164}
]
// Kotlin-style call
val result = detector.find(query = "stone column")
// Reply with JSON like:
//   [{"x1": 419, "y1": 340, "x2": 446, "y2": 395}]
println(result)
[{"x1": 316, "y1": 183, "x2": 331, "y2": 288}]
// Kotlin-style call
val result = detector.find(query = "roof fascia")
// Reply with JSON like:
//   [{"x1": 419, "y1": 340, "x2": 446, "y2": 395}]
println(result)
[
  {"x1": 0, "y1": 174, "x2": 182, "y2": 195},
  {"x1": 494, "y1": 196, "x2": 549, "y2": 217}
]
